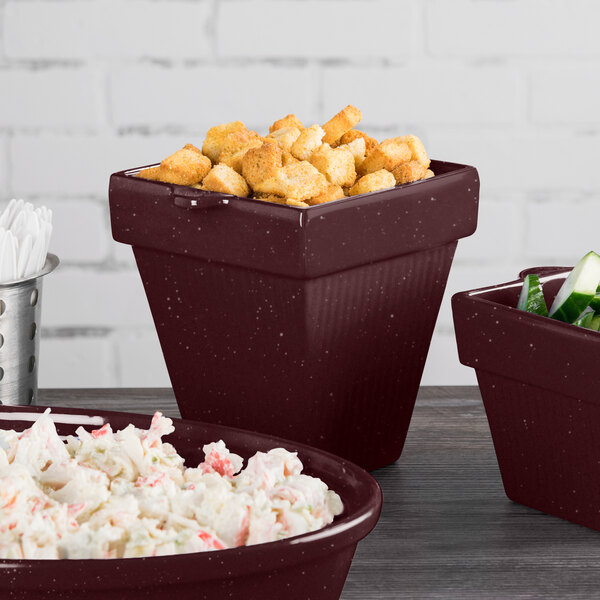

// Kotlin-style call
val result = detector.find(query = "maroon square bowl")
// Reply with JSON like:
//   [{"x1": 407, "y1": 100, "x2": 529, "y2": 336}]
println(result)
[
  {"x1": 452, "y1": 266, "x2": 600, "y2": 530},
  {"x1": 0, "y1": 405, "x2": 381, "y2": 600},
  {"x1": 109, "y1": 160, "x2": 479, "y2": 470}
]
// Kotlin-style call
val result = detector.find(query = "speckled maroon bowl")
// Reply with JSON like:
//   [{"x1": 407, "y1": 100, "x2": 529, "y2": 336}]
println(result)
[
  {"x1": 0, "y1": 405, "x2": 382, "y2": 599},
  {"x1": 109, "y1": 159, "x2": 479, "y2": 470},
  {"x1": 452, "y1": 266, "x2": 600, "y2": 531}
]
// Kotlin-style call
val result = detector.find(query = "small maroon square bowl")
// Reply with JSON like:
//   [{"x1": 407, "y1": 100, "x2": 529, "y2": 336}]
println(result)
[
  {"x1": 0, "y1": 405, "x2": 381, "y2": 599},
  {"x1": 452, "y1": 266, "x2": 600, "y2": 530}
]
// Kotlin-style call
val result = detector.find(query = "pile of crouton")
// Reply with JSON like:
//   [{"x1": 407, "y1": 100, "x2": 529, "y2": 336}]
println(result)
[{"x1": 136, "y1": 105, "x2": 434, "y2": 207}]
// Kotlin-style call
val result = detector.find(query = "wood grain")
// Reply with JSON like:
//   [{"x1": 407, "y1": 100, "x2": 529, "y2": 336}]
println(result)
[{"x1": 36, "y1": 386, "x2": 600, "y2": 599}]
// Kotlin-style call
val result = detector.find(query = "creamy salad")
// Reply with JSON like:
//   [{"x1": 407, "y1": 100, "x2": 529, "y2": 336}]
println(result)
[{"x1": 0, "y1": 410, "x2": 343, "y2": 559}]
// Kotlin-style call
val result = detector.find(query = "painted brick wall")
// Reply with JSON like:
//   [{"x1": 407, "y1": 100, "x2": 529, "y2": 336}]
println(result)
[{"x1": 0, "y1": 0, "x2": 598, "y2": 387}]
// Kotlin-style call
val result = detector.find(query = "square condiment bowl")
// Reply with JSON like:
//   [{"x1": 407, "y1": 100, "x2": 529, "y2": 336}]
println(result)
[
  {"x1": 109, "y1": 159, "x2": 479, "y2": 470},
  {"x1": 453, "y1": 266, "x2": 600, "y2": 530}
]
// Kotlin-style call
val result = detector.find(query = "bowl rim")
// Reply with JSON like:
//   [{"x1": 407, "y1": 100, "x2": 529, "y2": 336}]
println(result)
[
  {"x1": 453, "y1": 266, "x2": 598, "y2": 334},
  {"x1": 452, "y1": 265, "x2": 600, "y2": 336},
  {"x1": 114, "y1": 158, "x2": 474, "y2": 209}
]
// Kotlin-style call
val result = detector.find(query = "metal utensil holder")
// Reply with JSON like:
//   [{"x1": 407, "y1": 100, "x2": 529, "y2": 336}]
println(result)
[{"x1": 0, "y1": 254, "x2": 59, "y2": 405}]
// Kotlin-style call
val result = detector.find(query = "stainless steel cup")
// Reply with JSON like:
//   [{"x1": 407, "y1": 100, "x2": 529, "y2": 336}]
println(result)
[{"x1": 0, "y1": 253, "x2": 59, "y2": 405}]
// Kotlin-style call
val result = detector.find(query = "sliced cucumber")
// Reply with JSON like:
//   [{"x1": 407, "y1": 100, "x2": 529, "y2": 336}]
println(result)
[
  {"x1": 574, "y1": 308, "x2": 595, "y2": 329},
  {"x1": 589, "y1": 289, "x2": 600, "y2": 312},
  {"x1": 517, "y1": 274, "x2": 548, "y2": 316},
  {"x1": 549, "y1": 251, "x2": 600, "y2": 322}
]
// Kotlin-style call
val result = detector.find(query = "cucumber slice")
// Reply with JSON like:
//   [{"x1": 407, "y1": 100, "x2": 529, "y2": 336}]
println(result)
[
  {"x1": 517, "y1": 274, "x2": 548, "y2": 316},
  {"x1": 589, "y1": 292, "x2": 600, "y2": 312},
  {"x1": 549, "y1": 251, "x2": 600, "y2": 322},
  {"x1": 574, "y1": 309, "x2": 595, "y2": 329}
]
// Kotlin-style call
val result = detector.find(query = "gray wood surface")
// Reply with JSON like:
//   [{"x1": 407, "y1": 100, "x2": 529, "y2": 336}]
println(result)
[{"x1": 36, "y1": 386, "x2": 600, "y2": 600}]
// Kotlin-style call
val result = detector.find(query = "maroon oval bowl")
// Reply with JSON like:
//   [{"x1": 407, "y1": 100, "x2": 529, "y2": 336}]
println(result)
[{"x1": 0, "y1": 405, "x2": 382, "y2": 600}]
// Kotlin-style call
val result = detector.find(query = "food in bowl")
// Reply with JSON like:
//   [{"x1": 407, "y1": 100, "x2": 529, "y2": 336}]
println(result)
[
  {"x1": 517, "y1": 250, "x2": 600, "y2": 329},
  {"x1": 135, "y1": 105, "x2": 434, "y2": 206},
  {"x1": 0, "y1": 410, "x2": 343, "y2": 559}
]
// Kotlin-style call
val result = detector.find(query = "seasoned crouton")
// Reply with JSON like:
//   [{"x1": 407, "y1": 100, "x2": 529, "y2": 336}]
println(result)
[
  {"x1": 254, "y1": 193, "x2": 287, "y2": 204},
  {"x1": 137, "y1": 144, "x2": 211, "y2": 186},
  {"x1": 285, "y1": 199, "x2": 310, "y2": 207},
  {"x1": 290, "y1": 125, "x2": 326, "y2": 161},
  {"x1": 202, "y1": 121, "x2": 246, "y2": 163},
  {"x1": 349, "y1": 169, "x2": 395, "y2": 197},
  {"x1": 202, "y1": 164, "x2": 250, "y2": 197},
  {"x1": 254, "y1": 161, "x2": 328, "y2": 201},
  {"x1": 395, "y1": 135, "x2": 430, "y2": 168},
  {"x1": 392, "y1": 160, "x2": 429, "y2": 184},
  {"x1": 218, "y1": 129, "x2": 261, "y2": 156},
  {"x1": 282, "y1": 151, "x2": 300, "y2": 165},
  {"x1": 242, "y1": 139, "x2": 283, "y2": 189},
  {"x1": 338, "y1": 137, "x2": 366, "y2": 169},
  {"x1": 338, "y1": 129, "x2": 379, "y2": 155},
  {"x1": 306, "y1": 183, "x2": 345, "y2": 206},
  {"x1": 267, "y1": 126, "x2": 302, "y2": 153},
  {"x1": 269, "y1": 114, "x2": 304, "y2": 133},
  {"x1": 322, "y1": 105, "x2": 362, "y2": 145},
  {"x1": 310, "y1": 143, "x2": 356, "y2": 187},
  {"x1": 137, "y1": 166, "x2": 162, "y2": 181},
  {"x1": 218, "y1": 136, "x2": 264, "y2": 174},
  {"x1": 358, "y1": 138, "x2": 411, "y2": 176}
]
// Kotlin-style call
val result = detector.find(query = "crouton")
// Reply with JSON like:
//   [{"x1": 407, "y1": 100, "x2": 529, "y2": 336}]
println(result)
[
  {"x1": 218, "y1": 129, "x2": 261, "y2": 156},
  {"x1": 254, "y1": 161, "x2": 328, "y2": 201},
  {"x1": 310, "y1": 143, "x2": 356, "y2": 187},
  {"x1": 338, "y1": 137, "x2": 366, "y2": 169},
  {"x1": 306, "y1": 183, "x2": 345, "y2": 206},
  {"x1": 392, "y1": 160, "x2": 428, "y2": 184},
  {"x1": 267, "y1": 126, "x2": 302, "y2": 153},
  {"x1": 202, "y1": 164, "x2": 250, "y2": 197},
  {"x1": 269, "y1": 114, "x2": 304, "y2": 133},
  {"x1": 395, "y1": 135, "x2": 430, "y2": 168},
  {"x1": 282, "y1": 151, "x2": 300, "y2": 165},
  {"x1": 322, "y1": 105, "x2": 362, "y2": 145},
  {"x1": 242, "y1": 139, "x2": 283, "y2": 189},
  {"x1": 358, "y1": 138, "x2": 411, "y2": 176},
  {"x1": 137, "y1": 144, "x2": 211, "y2": 186},
  {"x1": 338, "y1": 129, "x2": 379, "y2": 155},
  {"x1": 254, "y1": 193, "x2": 287, "y2": 205},
  {"x1": 218, "y1": 136, "x2": 264, "y2": 174},
  {"x1": 290, "y1": 125, "x2": 326, "y2": 161},
  {"x1": 348, "y1": 169, "x2": 395, "y2": 197},
  {"x1": 202, "y1": 121, "x2": 246, "y2": 163},
  {"x1": 137, "y1": 166, "x2": 161, "y2": 181},
  {"x1": 285, "y1": 199, "x2": 310, "y2": 208}
]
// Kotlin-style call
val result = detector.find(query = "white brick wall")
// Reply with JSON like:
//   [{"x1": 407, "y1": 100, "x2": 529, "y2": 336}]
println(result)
[
  {"x1": 426, "y1": 0, "x2": 600, "y2": 58},
  {"x1": 322, "y1": 66, "x2": 521, "y2": 127},
  {"x1": 0, "y1": 0, "x2": 598, "y2": 388},
  {"x1": 0, "y1": 69, "x2": 103, "y2": 129},
  {"x1": 39, "y1": 336, "x2": 115, "y2": 388},
  {"x1": 4, "y1": 2, "x2": 213, "y2": 60},
  {"x1": 109, "y1": 65, "x2": 316, "y2": 129},
  {"x1": 217, "y1": 1, "x2": 414, "y2": 59},
  {"x1": 531, "y1": 68, "x2": 600, "y2": 125}
]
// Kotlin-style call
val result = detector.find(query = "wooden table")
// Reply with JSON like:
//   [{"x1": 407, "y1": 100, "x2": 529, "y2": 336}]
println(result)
[{"x1": 36, "y1": 386, "x2": 600, "y2": 600}]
